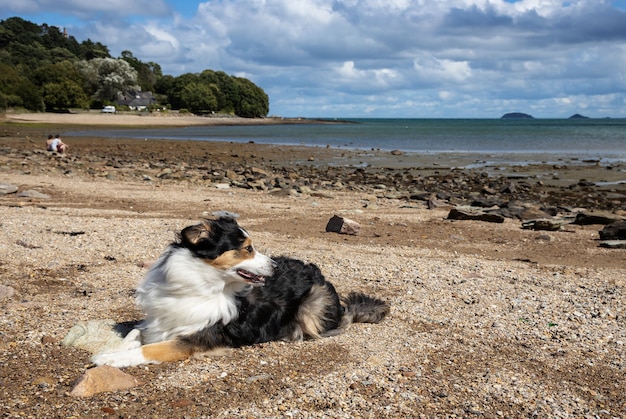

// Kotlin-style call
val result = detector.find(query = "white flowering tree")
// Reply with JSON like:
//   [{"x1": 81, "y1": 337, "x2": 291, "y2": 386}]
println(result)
[{"x1": 77, "y1": 57, "x2": 139, "y2": 104}]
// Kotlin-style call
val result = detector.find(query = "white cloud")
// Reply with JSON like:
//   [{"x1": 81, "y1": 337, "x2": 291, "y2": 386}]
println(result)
[{"x1": 1, "y1": 0, "x2": 626, "y2": 117}]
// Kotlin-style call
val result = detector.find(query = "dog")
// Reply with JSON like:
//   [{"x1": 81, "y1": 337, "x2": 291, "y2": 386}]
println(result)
[{"x1": 92, "y1": 217, "x2": 389, "y2": 367}]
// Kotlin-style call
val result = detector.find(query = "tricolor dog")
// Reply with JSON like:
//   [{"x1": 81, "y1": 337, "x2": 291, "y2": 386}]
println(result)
[{"x1": 92, "y1": 217, "x2": 389, "y2": 367}]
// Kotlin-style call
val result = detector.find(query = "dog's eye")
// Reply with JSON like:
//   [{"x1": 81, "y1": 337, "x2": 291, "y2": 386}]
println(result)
[{"x1": 245, "y1": 245, "x2": 254, "y2": 253}]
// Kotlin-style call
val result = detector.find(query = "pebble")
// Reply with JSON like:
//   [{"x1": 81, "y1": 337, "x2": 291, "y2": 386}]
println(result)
[{"x1": 70, "y1": 366, "x2": 143, "y2": 397}]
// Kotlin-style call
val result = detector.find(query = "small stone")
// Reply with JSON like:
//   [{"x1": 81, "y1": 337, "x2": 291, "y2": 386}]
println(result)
[
  {"x1": 599, "y1": 221, "x2": 626, "y2": 240},
  {"x1": 156, "y1": 168, "x2": 172, "y2": 178},
  {"x1": 599, "y1": 240, "x2": 626, "y2": 249},
  {"x1": 33, "y1": 376, "x2": 55, "y2": 388},
  {"x1": 366, "y1": 355, "x2": 384, "y2": 365},
  {"x1": 0, "y1": 284, "x2": 16, "y2": 300},
  {"x1": 41, "y1": 335, "x2": 56, "y2": 345},
  {"x1": 427, "y1": 198, "x2": 449, "y2": 209},
  {"x1": 521, "y1": 219, "x2": 563, "y2": 231},
  {"x1": 447, "y1": 207, "x2": 505, "y2": 223},
  {"x1": 325, "y1": 215, "x2": 361, "y2": 235},
  {"x1": 17, "y1": 190, "x2": 50, "y2": 199},
  {"x1": 70, "y1": 366, "x2": 142, "y2": 397},
  {"x1": 574, "y1": 211, "x2": 623, "y2": 225},
  {"x1": 0, "y1": 183, "x2": 18, "y2": 195}
]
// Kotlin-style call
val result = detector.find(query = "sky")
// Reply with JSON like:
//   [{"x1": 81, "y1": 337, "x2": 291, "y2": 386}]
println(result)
[{"x1": 1, "y1": 0, "x2": 626, "y2": 118}]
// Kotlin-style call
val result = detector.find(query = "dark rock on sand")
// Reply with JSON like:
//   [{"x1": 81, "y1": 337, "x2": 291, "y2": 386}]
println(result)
[
  {"x1": 574, "y1": 212, "x2": 624, "y2": 225},
  {"x1": 325, "y1": 215, "x2": 361, "y2": 235},
  {"x1": 599, "y1": 221, "x2": 626, "y2": 240},
  {"x1": 447, "y1": 207, "x2": 505, "y2": 223}
]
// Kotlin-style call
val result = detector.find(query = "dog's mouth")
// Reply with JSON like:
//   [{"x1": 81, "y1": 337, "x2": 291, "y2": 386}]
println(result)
[{"x1": 237, "y1": 269, "x2": 266, "y2": 285}]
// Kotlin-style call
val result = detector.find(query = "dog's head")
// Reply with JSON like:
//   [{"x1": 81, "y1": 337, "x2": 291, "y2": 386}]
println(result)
[{"x1": 178, "y1": 217, "x2": 275, "y2": 286}]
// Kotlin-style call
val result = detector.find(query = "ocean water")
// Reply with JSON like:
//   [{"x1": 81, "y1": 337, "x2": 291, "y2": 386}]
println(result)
[{"x1": 66, "y1": 118, "x2": 626, "y2": 164}]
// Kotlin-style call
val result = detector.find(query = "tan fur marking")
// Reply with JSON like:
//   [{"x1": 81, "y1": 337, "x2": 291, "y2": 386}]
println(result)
[
  {"x1": 140, "y1": 340, "x2": 195, "y2": 363},
  {"x1": 295, "y1": 284, "x2": 335, "y2": 339},
  {"x1": 208, "y1": 237, "x2": 255, "y2": 269},
  {"x1": 182, "y1": 221, "x2": 212, "y2": 245}
]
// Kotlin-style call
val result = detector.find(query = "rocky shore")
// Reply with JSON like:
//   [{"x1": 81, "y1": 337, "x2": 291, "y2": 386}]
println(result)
[{"x1": 1, "y1": 119, "x2": 625, "y2": 417}]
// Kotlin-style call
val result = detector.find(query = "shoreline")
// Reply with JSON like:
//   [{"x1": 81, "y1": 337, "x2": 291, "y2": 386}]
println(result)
[
  {"x1": 7, "y1": 111, "x2": 626, "y2": 171},
  {"x1": 2, "y1": 111, "x2": 626, "y2": 201},
  {"x1": 3, "y1": 113, "x2": 626, "y2": 190},
  {"x1": 2, "y1": 111, "x2": 343, "y2": 127}
]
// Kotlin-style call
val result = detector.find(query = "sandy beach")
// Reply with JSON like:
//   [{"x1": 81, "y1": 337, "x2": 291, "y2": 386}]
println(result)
[
  {"x1": 3, "y1": 110, "x2": 330, "y2": 127},
  {"x1": 1, "y1": 112, "x2": 625, "y2": 417}
]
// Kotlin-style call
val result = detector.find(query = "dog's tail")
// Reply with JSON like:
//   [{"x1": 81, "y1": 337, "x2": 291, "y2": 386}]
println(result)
[{"x1": 341, "y1": 292, "x2": 390, "y2": 326}]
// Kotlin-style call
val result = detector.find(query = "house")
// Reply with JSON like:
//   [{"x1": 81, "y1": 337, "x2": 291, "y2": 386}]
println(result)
[{"x1": 118, "y1": 92, "x2": 156, "y2": 111}]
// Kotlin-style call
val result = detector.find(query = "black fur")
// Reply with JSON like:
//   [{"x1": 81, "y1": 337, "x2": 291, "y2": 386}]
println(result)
[
  {"x1": 176, "y1": 217, "x2": 249, "y2": 259},
  {"x1": 181, "y1": 256, "x2": 390, "y2": 351}
]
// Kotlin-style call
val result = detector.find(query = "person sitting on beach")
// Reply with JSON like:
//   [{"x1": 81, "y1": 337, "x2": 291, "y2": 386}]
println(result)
[{"x1": 46, "y1": 134, "x2": 68, "y2": 153}]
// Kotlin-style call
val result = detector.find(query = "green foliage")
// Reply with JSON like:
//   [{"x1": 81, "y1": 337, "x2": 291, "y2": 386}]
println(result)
[
  {"x1": 0, "y1": 16, "x2": 270, "y2": 116},
  {"x1": 180, "y1": 82, "x2": 218, "y2": 114},
  {"x1": 233, "y1": 77, "x2": 269, "y2": 118},
  {"x1": 121, "y1": 50, "x2": 161, "y2": 93},
  {"x1": 42, "y1": 80, "x2": 89, "y2": 110},
  {"x1": 77, "y1": 57, "x2": 139, "y2": 103},
  {"x1": 162, "y1": 71, "x2": 269, "y2": 117}
]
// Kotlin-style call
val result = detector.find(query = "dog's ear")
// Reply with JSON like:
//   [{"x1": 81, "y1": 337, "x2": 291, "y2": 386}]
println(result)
[{"x1": 180, "y1": 222, "x2": 212, "y2": 245}]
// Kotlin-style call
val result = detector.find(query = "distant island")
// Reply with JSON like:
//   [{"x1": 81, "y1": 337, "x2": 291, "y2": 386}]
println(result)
[
  {"x1": 501, "y1": 112, "x2": 534, "y2": 119},
  {"x1": 501, "y1": 112, "x2": 592, "y2": 119}
]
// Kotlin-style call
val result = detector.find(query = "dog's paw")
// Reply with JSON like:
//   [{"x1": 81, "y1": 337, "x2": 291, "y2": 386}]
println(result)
[
  {"x1": 91, "y1": 347, "x2": 152, "y2": 368},
  {"x1": 118, "y1": 328, "x2": 142, "y2": 350}
]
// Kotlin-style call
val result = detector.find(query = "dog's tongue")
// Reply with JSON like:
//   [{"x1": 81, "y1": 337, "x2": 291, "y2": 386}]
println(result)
[{"x1": 237, "y1": 269, "x2": 266, "y2": 284}]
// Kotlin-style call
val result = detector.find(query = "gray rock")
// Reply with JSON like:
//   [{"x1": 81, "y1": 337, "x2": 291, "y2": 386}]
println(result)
[
  {"x1": 0, "y1": 183, "x2": 18, "y2": 195},
  {"x1": 17, "y1": 190, "x2": 50, "y2": 199},
  {"x1": 156, "y1": 168, "x2": 172, "y2": 178},
  {"x1": 599, "y1": 240, "x2": 626, "y2": 249},
  {"x1": 427, "y1": 198, "x2": 450, "y2": 209},
  {"x1": 61, "y1": 319, "x2": 127, "y2": 354}
]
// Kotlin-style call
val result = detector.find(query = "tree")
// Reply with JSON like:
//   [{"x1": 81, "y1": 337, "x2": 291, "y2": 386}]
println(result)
[
  {"x1": 77, "y1": 57, "x2": 139, "y2": 103},
  {"x1": 0, "y1": 62, "x2": 44, "y2": 111},
  {"x1": 42, "y1": 80, "x2": 88, "y2": 110},
  {"x1": 180, "y1": 82, "x2": 217, "y2": 114},
  {"x1": 0, "y1": 17, "x2": 270, "y2": 115},
  {"x1": 233, "y1": 77, "x2": 269, "y2": 118},
  {"x1": 120, "y1": 50, "x2": 161, "y2": 92},
  {"x1": 79, "y1": 39, "x2": 110, "y2": 60}
]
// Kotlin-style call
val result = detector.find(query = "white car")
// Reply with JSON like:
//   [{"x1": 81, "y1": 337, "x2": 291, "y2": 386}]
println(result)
[{"x1": 101, "y1": 105, "x2": 116, "y2": 113}]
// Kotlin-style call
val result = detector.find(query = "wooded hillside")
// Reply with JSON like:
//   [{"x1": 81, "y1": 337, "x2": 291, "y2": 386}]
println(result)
[{"x1": 0, "y1": 17, "x2": 269, "y2": 117}]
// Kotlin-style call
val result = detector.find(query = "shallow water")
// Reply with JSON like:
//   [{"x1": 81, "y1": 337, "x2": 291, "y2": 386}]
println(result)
[{"x1": 65, "y1": 118, "x2": 626, "y2": 166}]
